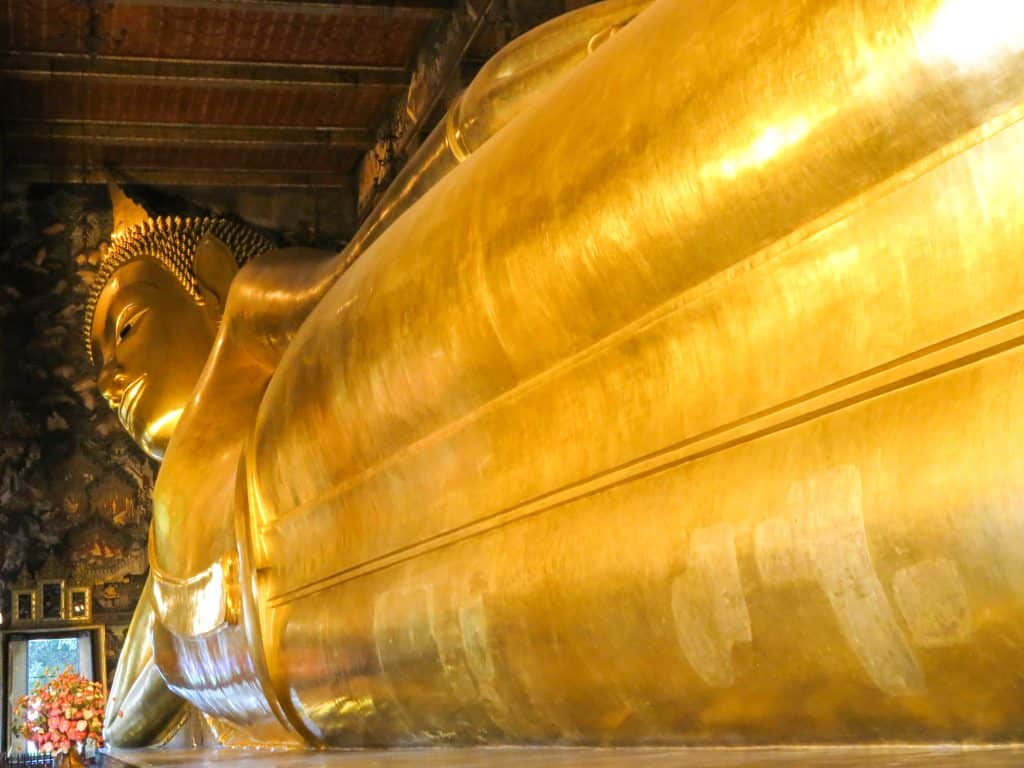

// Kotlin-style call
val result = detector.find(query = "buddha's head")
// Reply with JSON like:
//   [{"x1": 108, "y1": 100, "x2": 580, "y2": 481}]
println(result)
[{"x1": 85, "y1": 186, "x2": 273, "y2": 460}]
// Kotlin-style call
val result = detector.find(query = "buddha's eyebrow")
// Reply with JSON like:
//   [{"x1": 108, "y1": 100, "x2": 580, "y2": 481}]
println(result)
[{"x1": 114, "y1": 302, "x2": 140, "y2": 330}]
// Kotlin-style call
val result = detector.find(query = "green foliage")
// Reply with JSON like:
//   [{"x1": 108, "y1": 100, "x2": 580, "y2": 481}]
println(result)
[{"x1": 27, "y1": 637, "x2": 79, "y2": 693}]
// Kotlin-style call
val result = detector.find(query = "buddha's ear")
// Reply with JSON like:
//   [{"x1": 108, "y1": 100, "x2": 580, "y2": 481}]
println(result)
[{"x1": 194, "y1": 233, "x2": 239, "y2": 318}]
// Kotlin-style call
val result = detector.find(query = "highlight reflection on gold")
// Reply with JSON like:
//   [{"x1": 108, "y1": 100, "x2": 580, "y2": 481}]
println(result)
[
  {"x1": 712, "y1": 109, "x2": 835, "y2": 180},
  {"x1": 922, "y1": 0, "x2": 1024, "y2": 68}
]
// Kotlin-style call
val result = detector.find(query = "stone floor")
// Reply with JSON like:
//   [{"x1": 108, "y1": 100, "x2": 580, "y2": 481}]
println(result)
[{"x1": 98, "y1": 746, "x2": 1024, "y2": 767}]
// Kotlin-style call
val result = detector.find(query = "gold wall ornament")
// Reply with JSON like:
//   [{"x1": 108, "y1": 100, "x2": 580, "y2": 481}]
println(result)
[
  {"x1": 38, "y1": 579, "x2": 67, "y2": 622},
  {"x1": 68, "y1": 586, "x2": 93, "y2": 622},
  {"x1": 91, "y1": 0, "x2": 1024, "y2": 750},
  {"x1": 10, "y1": 588, "x2": 37, "y2": 625}
]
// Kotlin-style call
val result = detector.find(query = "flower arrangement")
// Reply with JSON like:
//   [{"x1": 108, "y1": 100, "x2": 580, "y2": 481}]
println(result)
[{"x1": 12, "y1": 667, "x2": 106, "y2": 757}]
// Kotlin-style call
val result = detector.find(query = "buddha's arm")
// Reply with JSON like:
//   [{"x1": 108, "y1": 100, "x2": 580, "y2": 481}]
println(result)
[
  {"x1": 138, "y1": 266, "x2": 318, "y2": 746},
  {"x1": 218, "y1": 245, "x2": 343, "y2": 371},
  {"x1": 103, "y1": 575, "x2": 188, "y2": 747}
]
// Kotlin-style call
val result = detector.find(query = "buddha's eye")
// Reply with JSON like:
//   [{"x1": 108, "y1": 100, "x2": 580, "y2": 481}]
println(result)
[{"x1": 115, "y1": 307, "x2": 148, "y2": 345}]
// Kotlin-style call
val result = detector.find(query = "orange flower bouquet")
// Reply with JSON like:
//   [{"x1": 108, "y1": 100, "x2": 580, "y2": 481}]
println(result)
[{"x1": 12, "y1": 667, "x2": 106, "y2": 758}]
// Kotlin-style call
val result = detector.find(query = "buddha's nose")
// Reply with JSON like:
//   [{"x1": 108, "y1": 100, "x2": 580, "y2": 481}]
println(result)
[{"x1": 98, "y1": 362, "x2": 128, "y2": 408}]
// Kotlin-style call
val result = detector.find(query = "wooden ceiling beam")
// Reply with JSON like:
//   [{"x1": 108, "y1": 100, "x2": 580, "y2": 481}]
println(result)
[
  {"x1": 105, "y1": 0, "x2": 451, "y2": 21},
  {"x1": 4, "y1": 120, "x2": 376, "y2": 149},
  {"x1": 1, "y1": 52, "x2": 410, "y2": 90},
  {"x1": 7, "y1": 166, "x2": 354, "y2": 188}
]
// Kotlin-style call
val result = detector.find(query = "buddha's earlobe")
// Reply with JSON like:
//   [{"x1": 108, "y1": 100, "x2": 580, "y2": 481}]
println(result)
[{"x1": 194, "y1": 233, "x2": 239, "y2": 319}]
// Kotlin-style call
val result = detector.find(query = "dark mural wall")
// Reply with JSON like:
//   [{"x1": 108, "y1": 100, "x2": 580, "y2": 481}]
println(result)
[{"x1": 1, "y1": 184, "x2": 154, "y2": 676}]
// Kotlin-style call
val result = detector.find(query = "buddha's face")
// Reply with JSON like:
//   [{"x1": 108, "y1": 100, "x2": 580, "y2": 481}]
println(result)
[{"x1": 91, "y1": 259, "x2": 217, "y2": 460}]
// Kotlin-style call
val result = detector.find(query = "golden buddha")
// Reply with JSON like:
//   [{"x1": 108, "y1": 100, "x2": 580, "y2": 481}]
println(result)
[{"x1": 93, "y1": 0, "x2": 1024, "y2": 750}]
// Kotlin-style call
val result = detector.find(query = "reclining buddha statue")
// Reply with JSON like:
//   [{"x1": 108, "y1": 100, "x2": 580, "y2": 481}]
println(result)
[{"x1": 93, "y1": 0, "x2": 1024, "y2": 749}]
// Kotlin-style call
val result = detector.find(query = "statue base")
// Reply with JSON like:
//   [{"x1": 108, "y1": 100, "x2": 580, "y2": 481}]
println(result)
[{"x1": 97, "y1": 745, "x2": 1023, "y2": 767}]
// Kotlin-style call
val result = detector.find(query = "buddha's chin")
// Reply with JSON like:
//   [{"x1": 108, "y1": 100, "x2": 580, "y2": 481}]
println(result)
[{"x1": 127, "y1": 407, "x2": 184, "y2": 462}]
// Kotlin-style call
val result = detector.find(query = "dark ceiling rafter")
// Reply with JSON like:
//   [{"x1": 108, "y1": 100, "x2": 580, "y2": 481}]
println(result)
[
  {"x1": 0, "y1": 52, "x2": 411, "y2": 89},
  {"x1": 2, "y1": 0, "x2": 426, "y2": 199},
  {"x1": 103, "y1": 0, "x2": 452, "y2": 21},
  {"x1": 1, "y1": 0, "x2": 571, "y2": 236},
  {"x1": 5, "y1": 120, "x2": 376, "y2": 150},
  {"x1": 11, "y1": 165, "x2": 354, "y2": 188}
]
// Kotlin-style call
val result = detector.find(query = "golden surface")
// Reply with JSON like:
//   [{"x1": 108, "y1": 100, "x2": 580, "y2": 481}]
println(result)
[
  {"x1": 91, "y1": 0, "x2": 1024, "y2": 751},
  {"x1": 99, "y1": 746, "x2": 1024, "y2": 768}
]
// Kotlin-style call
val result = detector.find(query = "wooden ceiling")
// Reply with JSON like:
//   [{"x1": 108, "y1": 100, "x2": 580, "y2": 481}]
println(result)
[{"x1": 0, "y1": 0, "x2": 572, "y2": 223}]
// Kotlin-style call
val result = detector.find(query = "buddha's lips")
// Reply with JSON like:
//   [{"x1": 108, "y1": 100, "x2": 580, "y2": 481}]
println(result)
[{"x1": 119, "y1": 375, "x2": 147, "y2": 430}]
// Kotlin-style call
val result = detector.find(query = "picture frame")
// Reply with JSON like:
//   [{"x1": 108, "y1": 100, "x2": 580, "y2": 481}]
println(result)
[
  {"x1": 11, "y1": 588, "x2": 37, "y2": 625},
  {"x1": 68, "y1": 585, "x2": 92, "y2": 621},
  {"x1": 38, "y1": 579, "x2": 66, "y2": 621}
]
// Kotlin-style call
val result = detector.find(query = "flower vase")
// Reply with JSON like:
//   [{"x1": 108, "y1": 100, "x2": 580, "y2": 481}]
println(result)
[{"x1": 57, "y1": 744, "x2": 87, "y2": 768}]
